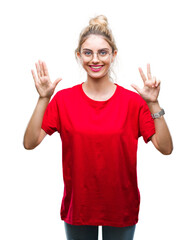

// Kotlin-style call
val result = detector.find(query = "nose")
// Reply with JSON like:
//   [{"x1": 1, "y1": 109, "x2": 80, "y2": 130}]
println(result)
[{"x1": 91, "y1": 52, "x2": 99, "y2": 63}]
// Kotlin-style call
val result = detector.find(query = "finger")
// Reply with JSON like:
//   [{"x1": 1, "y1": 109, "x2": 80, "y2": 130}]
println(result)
[
  {"x1": 147, "y1": 63, "x2": 152, "y2": 80},
  {"x1": 42, "y1": 61, "x2": 49, "y2": 76},
  {"x1": 144, "y1": 77, "x2": 156, "y2": 88},
  {"x1": 155, "y1": 79, "x2": 161, "y2": 87},
  {"x1": 152, "y1": 76, "x2": 156, "y2": 87},
  {"x1": 53, "y1": 78, "x2": 62, "y2": 88},
  {"x1": 131, "y1": 84, "x2": 142, "y2": 95},
  {"x1": 39, "y1": 60, "x2": 44, "y2": 77},
  {"x1": 31, "y1": 69, "x2": 38, "y2": 84},
  {"x1": 35, "y1": 62, "x2": 41, "y2": 79},
  {"x1": 145, "y1": 80, "x2": 153, "y2": 88},
  {"x1": 153, "y1": 77, "x2": 158, "y2": 87},
  {"x1": 138, "y1": 67, "x2": 147, "y2": 83}
]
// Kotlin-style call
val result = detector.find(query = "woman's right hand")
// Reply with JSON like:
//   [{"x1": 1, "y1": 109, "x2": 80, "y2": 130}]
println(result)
[{"x1": 31, "y1": 60, "x2": 62, "y2": 99}]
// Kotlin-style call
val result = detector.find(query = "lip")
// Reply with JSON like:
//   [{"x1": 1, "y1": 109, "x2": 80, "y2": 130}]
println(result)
[
  {"x1": 89, "y1": 65, "x2": 104, "y2": 72},
  {"x1": 90, "y1": 65, "x2": 103, "y2": 67}
]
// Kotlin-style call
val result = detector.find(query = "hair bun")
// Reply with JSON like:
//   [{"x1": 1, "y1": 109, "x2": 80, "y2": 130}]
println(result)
[{"x1": 89, "y1": 15, "x2": 108, "y2": 27}]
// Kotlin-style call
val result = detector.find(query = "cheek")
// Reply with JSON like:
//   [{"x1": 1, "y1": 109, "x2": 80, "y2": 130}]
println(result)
[
  {"x1": 80, "y1": 58, "x2": 84, "y2": 66},
  {"x1": 80, "y1": 61, "x2": 87, "y2": 70}
]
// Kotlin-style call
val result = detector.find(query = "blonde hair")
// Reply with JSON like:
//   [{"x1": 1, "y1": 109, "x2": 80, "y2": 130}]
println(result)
[
  {"x1": 75, "y1": 15, "x2": 118, "y2": 81},
  {"x1": 75, "y1": 15, "x2": 118, "y2": 54}
]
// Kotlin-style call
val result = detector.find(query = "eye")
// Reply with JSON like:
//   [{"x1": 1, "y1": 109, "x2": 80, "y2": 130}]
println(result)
[
  {"x1": 99, "y1": 50, "x2": 108, "y2": 56},
  {"x1": 83, "y1": 51, "x2": 92, "y2": 56}
]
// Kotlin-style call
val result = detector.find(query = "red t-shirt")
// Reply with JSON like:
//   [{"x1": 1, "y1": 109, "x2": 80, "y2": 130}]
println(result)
[{"x1": 41, "y1": 82, "x2": 155, "y2": 227}]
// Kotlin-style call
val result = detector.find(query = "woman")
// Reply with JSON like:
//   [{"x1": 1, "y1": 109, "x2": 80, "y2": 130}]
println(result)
[{"x1": 23, "y1": 15, "x2": 173, "y2": 240}]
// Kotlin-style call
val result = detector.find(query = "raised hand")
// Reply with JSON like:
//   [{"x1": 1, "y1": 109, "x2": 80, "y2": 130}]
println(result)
[
  {"x1": 131, "y1": 63, "x2": 161, "y2": 103},
  {"x1": 31, "y1": 60, "x2": 62, "y2": 99}
]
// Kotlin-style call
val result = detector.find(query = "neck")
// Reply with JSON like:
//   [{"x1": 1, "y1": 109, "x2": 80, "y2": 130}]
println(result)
[{"x1": 85, "y1": 74, "x2": 114, "y2": 93}]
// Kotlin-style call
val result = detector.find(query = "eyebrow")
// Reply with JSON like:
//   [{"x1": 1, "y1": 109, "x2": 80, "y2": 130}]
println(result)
[{"x1": 82, "y1": 48, "x2": 110, "y2": 51}]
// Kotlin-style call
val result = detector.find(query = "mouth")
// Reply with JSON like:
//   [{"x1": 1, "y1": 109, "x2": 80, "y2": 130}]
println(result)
[{"x1": 89, "y1": 65, "x2": 104, "y2": 72}]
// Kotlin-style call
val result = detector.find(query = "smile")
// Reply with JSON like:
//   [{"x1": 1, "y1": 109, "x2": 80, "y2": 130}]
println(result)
[{"x1": 89, "y1": 65, "x2": 104, "y2": 72}]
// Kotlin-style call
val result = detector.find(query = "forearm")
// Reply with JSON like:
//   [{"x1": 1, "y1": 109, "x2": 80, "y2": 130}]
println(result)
[
  {"x1": 23, "y1": 97, "x2": 50, "y2": 149},
  {"x1": 148, "y1": 101, "x2": 173, "y2": 155}
]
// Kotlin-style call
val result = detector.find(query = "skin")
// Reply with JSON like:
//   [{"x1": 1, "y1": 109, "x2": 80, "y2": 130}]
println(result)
[
  {"x1": 23, "y1": 61, "x2": 61, "y2": 149},
  {"x1": 77, "y1": 35, "x2": 118, "y2": 100},
  {"x1": 131, "y1": 64, "x2": 173, "y2": 154},
  {"x1": 23, "y1": 34, "x2": 173, "y2": 155}
]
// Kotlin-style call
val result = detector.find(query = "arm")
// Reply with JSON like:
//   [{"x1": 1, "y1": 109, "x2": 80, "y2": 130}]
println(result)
[
  {"x1": 148, "y1": 101, "x2": 173, "y2": 155},
  {"x1": 131, "y1": 63, "x2": 173, "y2": 155},
  {"x1": 23, "y1": 97, "x2": 50, "y2": 149},
  {"x1": 23, "y1": 60, "x2": 62, "y2": 150}
]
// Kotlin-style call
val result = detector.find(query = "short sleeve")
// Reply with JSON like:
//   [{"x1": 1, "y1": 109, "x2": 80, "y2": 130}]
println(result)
[
  {"x1": 138, "y1": 99, "x2": 156, "y2": 143},
  {"x1": 41, "y1": 93, "x2": 60, "y2": 135}
]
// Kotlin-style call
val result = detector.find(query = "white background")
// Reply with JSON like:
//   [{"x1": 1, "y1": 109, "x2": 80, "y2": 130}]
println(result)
[{"x1": 0, "y1": 0, "x2": 195, "y2": 239}]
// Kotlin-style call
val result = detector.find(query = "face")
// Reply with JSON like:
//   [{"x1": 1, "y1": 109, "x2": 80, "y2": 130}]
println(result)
[{"x1": 77, "y1": 35, "x2": 117, "y2": 80}]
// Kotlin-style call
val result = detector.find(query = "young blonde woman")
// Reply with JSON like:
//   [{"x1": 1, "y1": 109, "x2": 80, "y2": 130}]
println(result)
[{"x1": 24, "y1": 15, "x2": 173, "y2": 240}]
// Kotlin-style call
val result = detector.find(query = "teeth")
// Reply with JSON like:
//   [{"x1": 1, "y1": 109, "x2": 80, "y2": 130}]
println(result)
[{"x1": 91, "y1": 66, "x2": 102, "y2": 69}]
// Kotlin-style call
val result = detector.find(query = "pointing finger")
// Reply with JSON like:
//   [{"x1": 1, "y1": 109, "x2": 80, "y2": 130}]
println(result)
[{"x1": 138, "y1": 67, "x2": 147, "y2": 83}]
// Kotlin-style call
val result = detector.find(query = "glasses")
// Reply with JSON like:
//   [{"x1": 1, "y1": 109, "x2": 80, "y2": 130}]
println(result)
[{"x1": 80, "y1": 49, "x2": 112, "y2": 61}]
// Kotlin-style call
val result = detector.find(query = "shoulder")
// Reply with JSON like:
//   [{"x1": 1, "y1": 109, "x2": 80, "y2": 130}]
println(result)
[{"x1": 53, "y1": 83, "x2": 80, "y2": 100}]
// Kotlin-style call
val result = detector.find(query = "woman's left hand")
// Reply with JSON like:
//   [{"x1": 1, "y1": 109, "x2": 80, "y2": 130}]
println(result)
[{"x1": 131, "y1": 63, "x2": 161, "y2": 103}]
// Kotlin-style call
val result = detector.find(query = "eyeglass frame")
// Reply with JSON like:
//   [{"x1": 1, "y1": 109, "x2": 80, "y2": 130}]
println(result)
[{"x1": 79, "y1": 48, "x2": 114, "y2": 61}]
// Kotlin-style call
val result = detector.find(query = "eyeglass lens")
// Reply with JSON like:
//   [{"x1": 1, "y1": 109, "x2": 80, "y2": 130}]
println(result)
[{"x1": 81, "y1": 49, "x2": 110, "y2": 60}]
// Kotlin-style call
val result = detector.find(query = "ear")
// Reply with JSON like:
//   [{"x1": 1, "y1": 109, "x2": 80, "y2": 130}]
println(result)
[
  {"x1": 111, "y1": 50, "x2": 118, "y2": 63},
  {"x1": 76, "y1": 51, "x2": 80, "y2": 58},
  {"x1": 76, "y1": 52, "x2": 83, "y2": 64},
  {"x1": 76, "y1": 52, "x2": 81, "y2": 61}
]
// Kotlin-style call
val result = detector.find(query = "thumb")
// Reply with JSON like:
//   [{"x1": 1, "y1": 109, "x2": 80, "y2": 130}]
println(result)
[
  {"x1": 53, "y1": 78, "x2": 62, "y2": 88},
  {"x1": 131, "y1": 84, "x2": 142, "y2": 95}
]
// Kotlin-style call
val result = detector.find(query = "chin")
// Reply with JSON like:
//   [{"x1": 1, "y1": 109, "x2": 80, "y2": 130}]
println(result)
[{"x1": 87, "y1": 70, "x2": 109, "y2": 80}]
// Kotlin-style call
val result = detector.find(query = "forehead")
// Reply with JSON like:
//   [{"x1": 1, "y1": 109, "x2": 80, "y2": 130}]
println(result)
[{"x1": 81, "y1": 35, "x2": 111, "y2": 50}]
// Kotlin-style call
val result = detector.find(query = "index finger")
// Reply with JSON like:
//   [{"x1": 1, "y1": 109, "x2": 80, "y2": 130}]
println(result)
[
  {"x1": 42, "y1": 61, "x2": 49, "y2": 76},
  {"x1": 138, "y1": 67, "x2": 147, "y2": 83}
]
